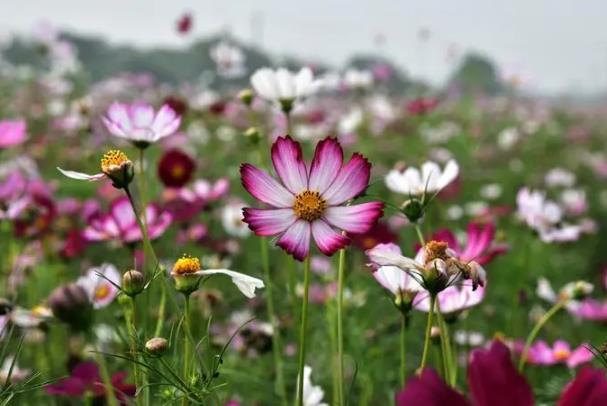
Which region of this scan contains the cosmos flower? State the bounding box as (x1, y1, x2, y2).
(414, 284, 486, 314)
(0, 120, 27, 148)
(157, 148, 196, 188)
(251, 67, 318, 111)
(171, 255, 264, 298)
(45, 361, 135, 403)
(342, 69, 374, 90)
(572, 298, 607, 322)
(524, 340, 593, 368)
(0, 172, 30, 220)
(302, 365, 329, 406)
(0, 356, 30, 385)
(427, 222, 507, 265)
(222, 200, 251, 238)
(396, 340, 533, 406)
(210, 41, 246, 78)
(536, 277, 593, 304)
(102, 102, 181, 147)
(406, 97, 439, 115)
(241, 136, 383, 260)
(83, 197, 172, 244)
(385, 160, 459, 196)
(76, 263, 121, 309)
(57, 150, 134, 189)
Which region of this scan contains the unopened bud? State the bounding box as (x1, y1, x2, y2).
(48, 283, 93, 331)
(122, 270, 145, 297)
(238, 88, 254, 106)
(401, 198, 424, 223)
(244, 127, 261, 144)
(145, 337, 169, 356)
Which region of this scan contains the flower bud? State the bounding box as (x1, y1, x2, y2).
(171, 255, 202, 295)
(122, 270, 145, 297)
(48, 283, 93, 331)
(561, 281, 593, 301)
(279, 98, 294, 115)
(238, 88, 254, 106)
(100, 150, 134, 189)
(430, 326, 441, 344)
(394, 291, 416, 315)
(145, 337, 169, 356)
(401, 198, 424, 223)
(243, 127, 261, 144)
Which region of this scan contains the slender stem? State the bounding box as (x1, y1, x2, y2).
(414, 224, 425, 247)
(260, 237, 287, 405)
(518, 300, 566, 372)
(182, 294, 191, 406)
(418, 295, 436, 373)
(400, 314, 407, 385)
(154, 285, 167, 336)
(284, 111, 291, 135)
(124, 187, 158, 267)
(335, 248, 346, 405)
(295, 256, 311, 406)
(125, 297, 141, 405)
(95, 351, 118, 406)
(435, 306, 454, 386)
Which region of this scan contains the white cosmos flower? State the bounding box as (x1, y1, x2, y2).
(221, 201, 251, 238)
(385, 159, 459, 196)
(209, 41, 246, 78)
(302, 365, 328, 406)
(342, 68, 374, 89)
(545, 168, 576, 188)
(195, 269, 264, 298)
(251, 67, 318, 103)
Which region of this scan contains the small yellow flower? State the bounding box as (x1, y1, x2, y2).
(100, 149, 131, 175)
(172, 255, 202, 275)
(172, 254, 203, 294)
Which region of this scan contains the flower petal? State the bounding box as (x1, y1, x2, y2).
(240, 163, 294, 208)
(324, 202, 383, 234)
(311, 220, 350, 256)
(242, 208, 297, 236)
(57, 167, 105, 181)
(366, 244, 422, 271)
(322, 153, 371, 205)
(271, 136, 308, 193)
(308, 137, 343, 193)
(196, 269, 264, 298)
(276, 220, 311, 261)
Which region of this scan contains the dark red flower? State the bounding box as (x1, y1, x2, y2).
(163, 95, 188, 116)
(176, 12, 193, 35)
(60, 228, 87, 259)
(351, 221, 398, 251)
(45, 362, 135, 404)
(558, 367, 607, 406)
(157, 149, 196, 188)
(396, 369, 468, 406)
(406, 97, 439, 115)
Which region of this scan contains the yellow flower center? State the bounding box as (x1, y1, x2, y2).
(171, 164, 185, 178)
(173, 254, 201, 275)
(100, 150, 130, 174)
(425, 240, 450, 263)
(95, 284, 111, 300)
(554, 349, 570, 361)
(293, 190, 326, 221)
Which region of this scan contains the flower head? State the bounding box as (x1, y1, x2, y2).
(210, 41, 246, 78)
(241, 136, 383, 261)
(524, 340, 593, 368)
(0, 120, 27, 148)
(102, 102, 181, 147)
(57, 149, 134, 189)
(157, 148, 196, 188)
(76, 263, 121, 309)
(251, 68, 318, 113)
(385, 159, 459, 197)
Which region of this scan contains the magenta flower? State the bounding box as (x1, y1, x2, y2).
(102, 102, 181, 147)
(84, 197, 172, 243)
(241, 136, 383, 260)
(524, 340, 593, 368)
(558, 366, 607, 406)
(0, 120, 27, 148)
(45, 361, 135, 404)
(429, 222, 507, 265)
(573, 298, 607, 321)
(414, 284, 486, 314)
(396, 340, 533, 406)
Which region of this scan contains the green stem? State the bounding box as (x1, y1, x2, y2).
(124, 187, 158, 268)
(295, 256, 311, 406)
(260, 237, 287, 405)
(400, 314, 407, 385)
(414, 224, 425, 247)
(95, 351, 118, 406)
(335, 248, 346, 405)
(154, 285, 167, 336)
(125, 297, 141, 405)
(518, 300, 565, 372)
(182, 294, 191, 406)
(435, 306, 454, 386)
(418, 295, 436, 373)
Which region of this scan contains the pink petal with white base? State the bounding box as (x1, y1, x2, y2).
(324, 202, 383, 234)
(308, 137, 343, 193)
(151, 105, 181, 140)
(110, 198, 136, 231)
(322, 153, 371, 205)
(57, 168, 105, 181)
(271, 136, 308, 193)
(567, 345, 593, 368)
(243, 208, 297, 236)
(311, 220, 349, 256)
(277, 220, 311, 261)
(240, 164, 294, 208)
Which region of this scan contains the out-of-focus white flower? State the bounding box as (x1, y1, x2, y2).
(209, 41, 246, 78)
(0, 357, 30, 385)
(480, 183, 502, 200)
(251, 67, 318, 107)
(465, 201, 488, 217)
(497, 127, 520, 150)
(222, 201, 250, 238)
(454, 330, 485, 347)
(537, 277, 593, 306)
(420, 121, 460, 144)
(302, 365, 329, 406)
(338, 108, 363, 134)
(385, 160, 459, 196)
(77, 263, 121, 309)
(560, 189, 587, 216)
(446, 205, 464, 220)
(343, 69, 374, 89)
(545, 168, 576, 188)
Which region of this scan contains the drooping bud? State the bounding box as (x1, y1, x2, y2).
(401, 198, 424, 223)
(122, 270, 145, 297)
(48, 283, 93, 331)
(145, 337, 169, 356)
(100, 150, 134, 189)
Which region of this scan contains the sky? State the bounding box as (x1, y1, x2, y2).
(1, 0, 607, 94)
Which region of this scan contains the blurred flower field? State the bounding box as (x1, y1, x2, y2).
(1, 18, 607, 406)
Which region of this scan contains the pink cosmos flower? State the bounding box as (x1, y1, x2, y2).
(524, 340, 593, 368)
(241, 136, 383, 260)
(102, 102, 181, 147)
(76, 263, 121, 309)
(573, 298, 607, 321)
(414, 284, 486, 314)
(428, 222, 507, 265)
(84, 197, 172, 243)
(0, 120, 27, 148)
